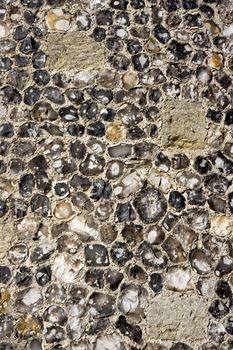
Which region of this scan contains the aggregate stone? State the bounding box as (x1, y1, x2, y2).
(0, 266, 12, 284)
(95, 334, 125, 350)
(80, 154, 105, 176)
(116, 315, 142, 343)
(44, 87, 65, 105)
(89, 292, 116, 317)
(105, 269, 124, 291)
(138, 243, 167, 268)
(27, 149, 46, 169)
(0, 315, 13, 337)
(134, 186, 167, 224)
(149, 273, 163, 294)
(85, 244, 109, 266)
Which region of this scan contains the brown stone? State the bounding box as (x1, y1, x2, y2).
(144, 37, 161, 53)
(148, 293, 208, 342)
(0, 289, 10, 312)
(53, 201, 75, 220)
(122, 71, 138, 90)
(46, 32, 106, 71)
(161, 101, 206, 149)
(204, 21, 221, 35)
(208, 52, 223, 69)
(106, 123, 124, 142)
(46, 9, 71, 31)
(16, 314, 42, 337)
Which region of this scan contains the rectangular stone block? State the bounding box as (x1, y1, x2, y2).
(147, 293, 208, 343)
(161, 101, 206, 149)
(0, 222, 13, 259)
(46, 32, 106, 71)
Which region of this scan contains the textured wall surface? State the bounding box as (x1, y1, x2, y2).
(0, 0, 233, 349)
(148, 293, 209, 342)
(47, 33, 106, 70)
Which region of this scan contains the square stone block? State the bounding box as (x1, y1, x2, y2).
(161, 101, 206, 149)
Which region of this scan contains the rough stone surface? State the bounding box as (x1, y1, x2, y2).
(46, 32, 106, 71)
(0, 222, 13, 259)
(1, 0, 233, 348)
(148, 293, 209, 343)
(161, 101, 206, 149)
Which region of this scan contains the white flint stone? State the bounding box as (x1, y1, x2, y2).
(0, 24, 8, 38)
(114, 170, 144, 197)
(95, 334, 124, 350)
(223, 24, 233, 37)
(67, 304, 86, 318)
(198, 278, 216, 298)
(166, 267, 191, 291)
(0, 104, 7, 117)
(211, 215, 232, 237)
(74, 71, 94, 87)
(68, 215, 99, 240)
(192, 254, 212, 274)
(67, 316, 85, 339)
(208, 321, 226, 343)
(16, 217, 41, 238)
(146, 226, 164, 245)
(90, 0, 106, 10)
(118, 285, 147, 316)
(121, 288, 139, 313)
(52, 254, 83, 283)
(197, 67, 212, 83)
(186, 209, 209, 231)
(148, 169, 171, 193)
(76, 11, 89, 28)
(176, 171, 201, 189)
(46, 8, 71, 31)
(22, 288, 42, 306)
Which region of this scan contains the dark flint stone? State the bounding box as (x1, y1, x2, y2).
(111, 242, 133, 264)
(149, 272, 163, 294)
(134, 187, 167, 224)
(85, 244, 109, 266)
(116, 315, 142, 343)
(208, 300, 229, 319)
(0, 266, 11, 284)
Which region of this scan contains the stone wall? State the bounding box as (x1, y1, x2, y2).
(0, 0, 233, 349)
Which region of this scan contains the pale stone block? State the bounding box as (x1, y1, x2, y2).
(161, 101, 206, 149)
(0, 222, 13, 259)
(46, 32, 106, 71)
(147, 293, 209, 343)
